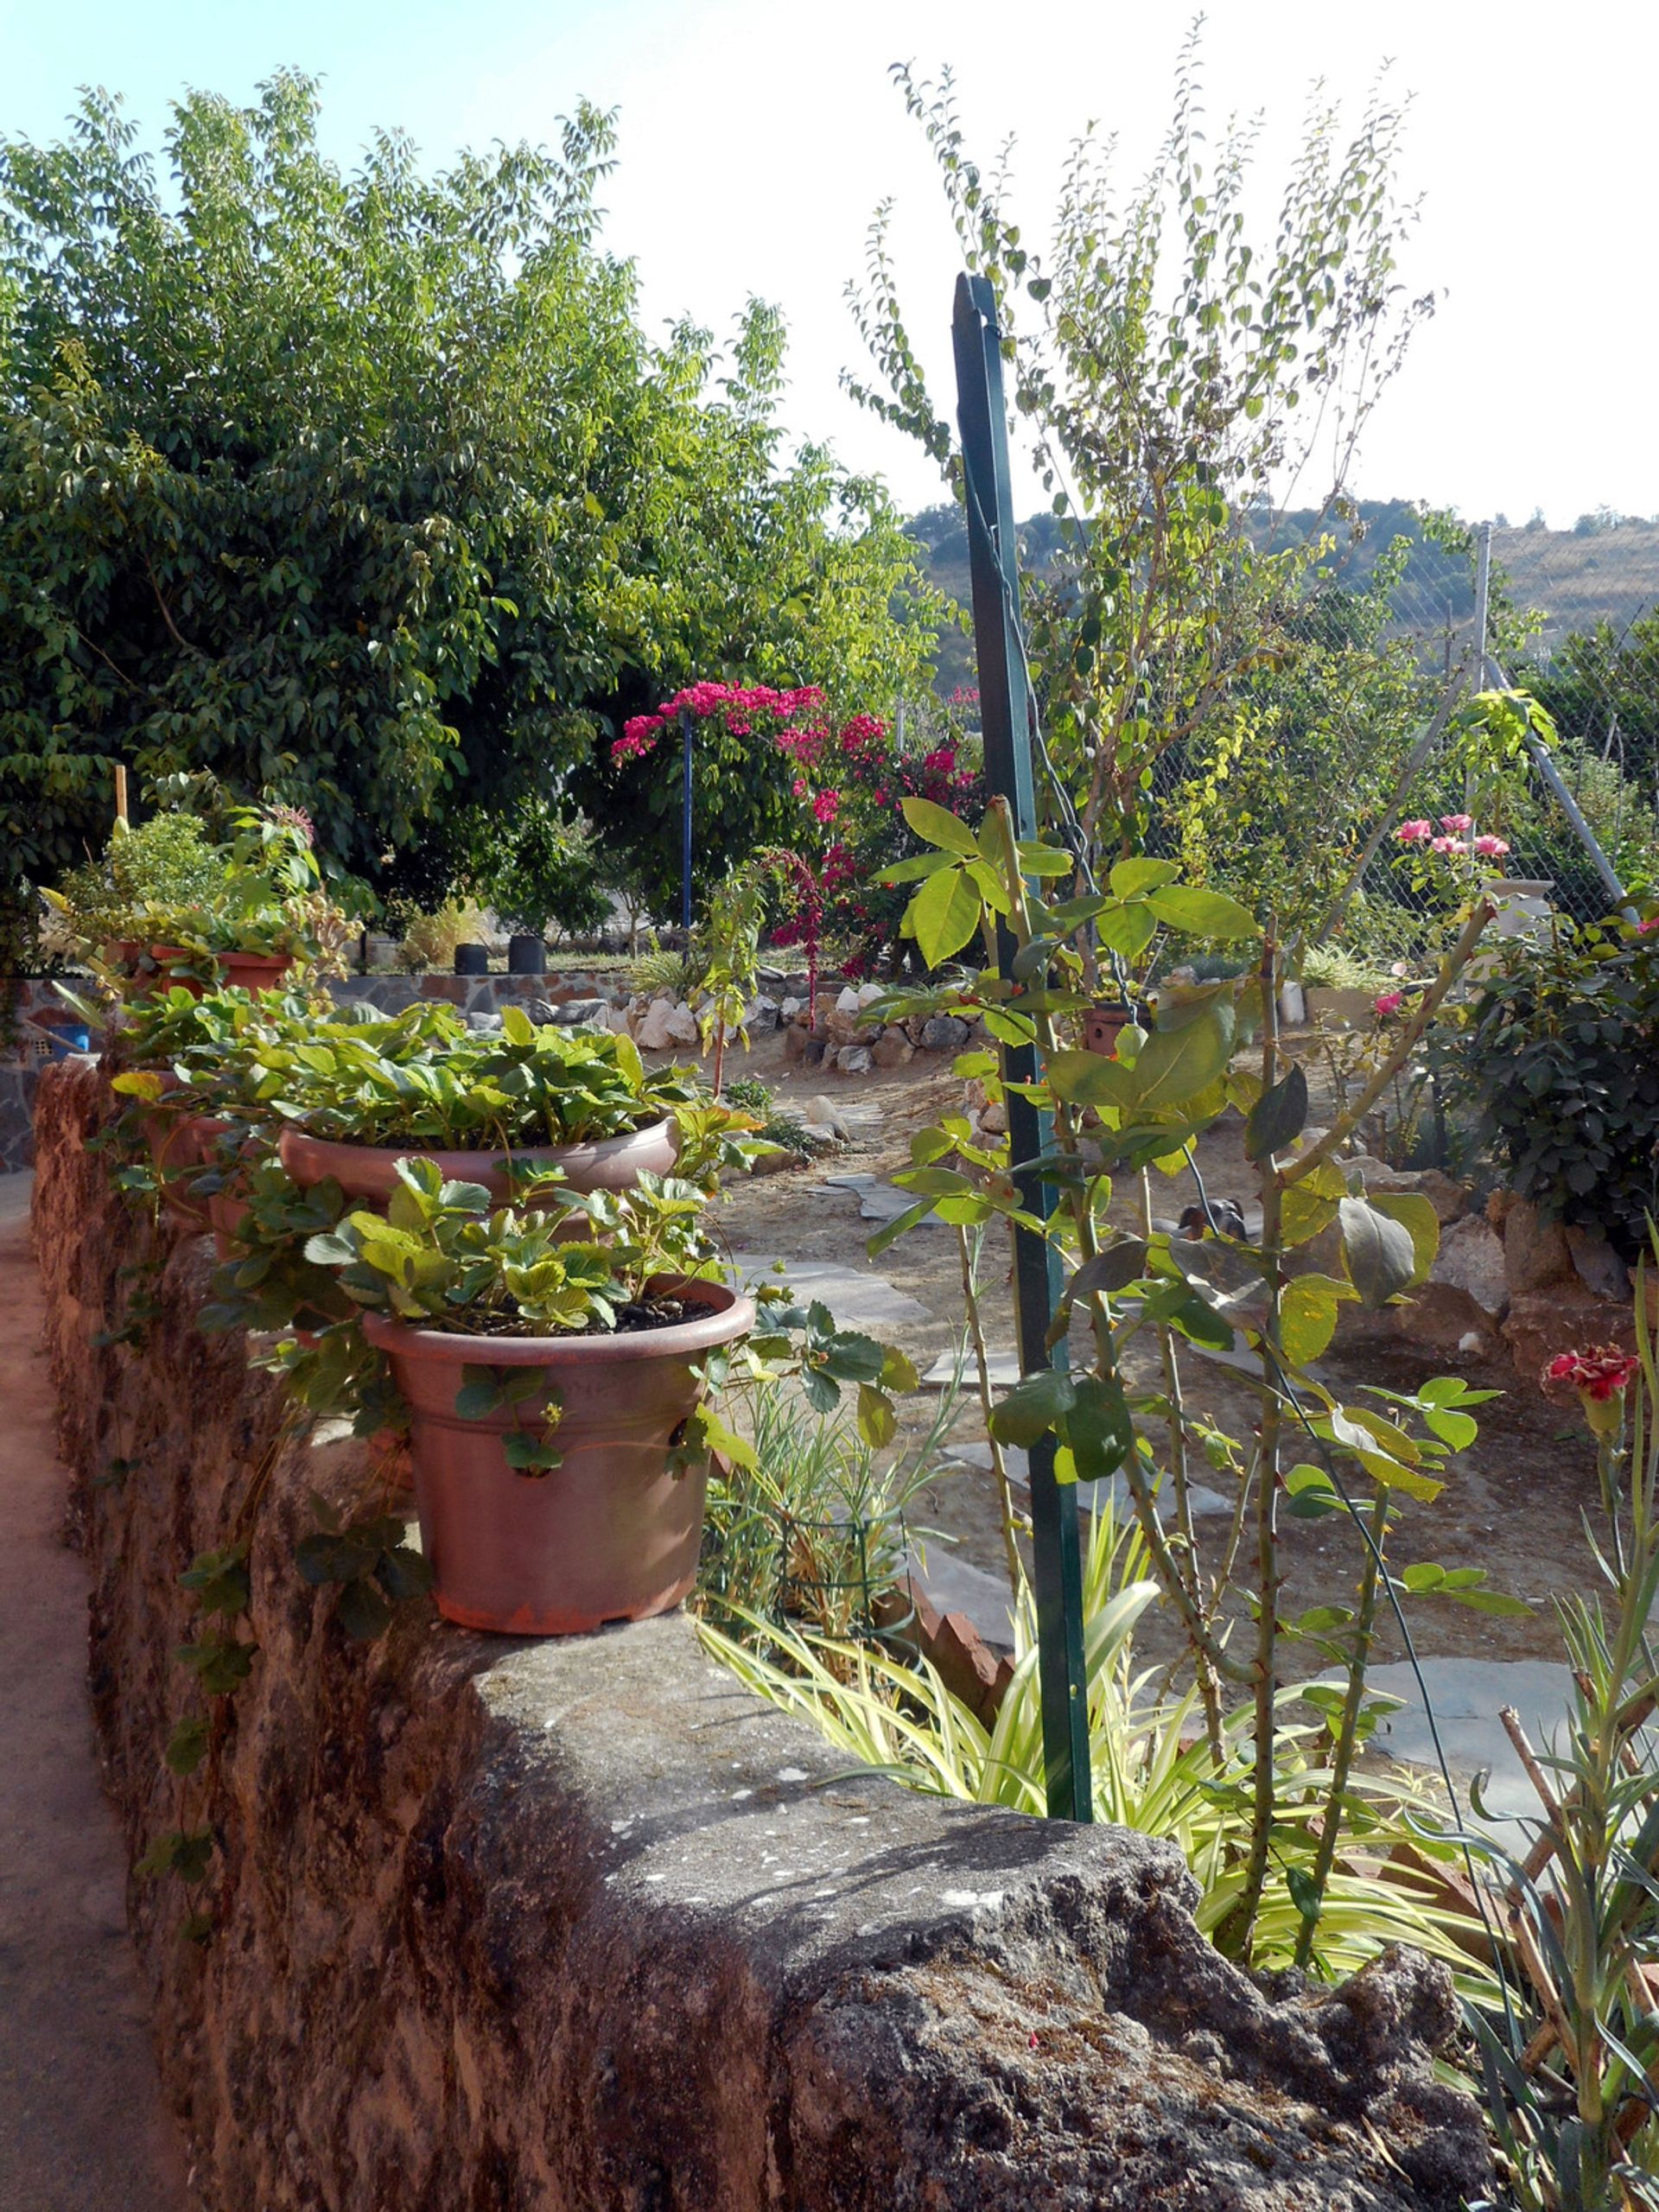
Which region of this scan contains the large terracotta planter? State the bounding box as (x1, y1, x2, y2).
(362, 1277, 754, 1634)
(277, 1116, 677, 1208)
(217, 950, 295, 994)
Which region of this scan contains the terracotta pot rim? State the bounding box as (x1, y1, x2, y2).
(279, 1116, 674, 1166)
(360, 1275, 753, 1366)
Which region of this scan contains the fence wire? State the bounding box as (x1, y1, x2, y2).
(1140, 512, 1659, 956)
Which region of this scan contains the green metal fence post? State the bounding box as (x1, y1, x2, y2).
(951, 271, 1092, 1823)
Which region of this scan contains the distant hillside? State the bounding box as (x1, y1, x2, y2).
(905, 499, 1659, 690)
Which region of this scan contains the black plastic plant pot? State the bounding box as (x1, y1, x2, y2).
(507, 934, 546, 976)
(454, 944, 490, 976)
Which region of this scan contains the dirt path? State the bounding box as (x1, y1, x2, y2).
(714, 1035, 1606, 1669)
(0, 1174, 188, 2211)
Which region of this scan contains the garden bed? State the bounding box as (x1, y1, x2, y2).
(31, 1057, 1487, 2211)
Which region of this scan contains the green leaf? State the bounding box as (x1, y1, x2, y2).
(1338, 1197, 1418, 1309)
(1278, 1274, 1350, 1365)
(1131, 1003, 1236, 1109)
(1143, 884, 1259, 940)
(1109, 858, 1180, 896)
(988, 1367, 1077, 1449)
(1093, 902, 1158, 960)
(908, 864, 982, 968)
(1069, 1242, 1149, 1298)
(164, 1714, 210, 1777)
(376, 1545, 434, 1601)
(855, 1384, 896, 1450)
(1044, 1048, 1138, 1110)
(899, 796, 980, 857)
(1244, 1065, 1307, 1161)
(1367, 1191, 1439, 1287)
(502, 1432, 563, 1473)
(1060, 1373, 1131, 1483)
(335, 1577, 394, 1641)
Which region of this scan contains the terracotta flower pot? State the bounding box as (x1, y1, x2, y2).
(217, 950, 295, 994)
(149, 945, 208, 1000)
(1085, 1002, 1134, 1058)
(277, 1116, 677, 1208)
(207, 1189, 250, 1262)
(137, 1084, 232, 1229)
(362, 1277, 753, 1635)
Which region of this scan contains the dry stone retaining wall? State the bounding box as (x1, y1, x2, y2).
(33, 1059, 1490, 2211)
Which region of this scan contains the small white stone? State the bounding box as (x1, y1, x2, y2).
(775, 1767, 809, 1783)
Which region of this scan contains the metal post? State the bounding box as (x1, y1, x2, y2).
(680, 709, 695, 934)
(1468, 524, 1492, 823)
(952, 271, 1091, 1824)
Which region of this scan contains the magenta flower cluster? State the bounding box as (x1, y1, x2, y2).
(1395, 814, 1510, 860)
(613, 681, 826, 762)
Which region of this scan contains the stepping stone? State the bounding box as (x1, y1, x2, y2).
(904, 1545, 1018, 1644)
(923, 1346, 1020, 1388)
(724, 1253, 932, 1334)
(856, 1183, 954, 1229)
(943, 1440, 1231, 1521)
(811, 1173, 877, 1193)
(1334, 1657, 1582, 1834)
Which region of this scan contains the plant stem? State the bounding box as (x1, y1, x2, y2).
(1232, 932, 1286, 1961)
(1294, 1489, 1389, 1968)
(1140, 1166, 1224, 1763)
(956, 1224, 1026, 1604)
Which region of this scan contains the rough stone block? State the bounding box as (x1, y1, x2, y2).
(1430, 1215, 1508, 1319)
(920, 1014, 971, 1053)
(1502, 1197, 1574, 1296)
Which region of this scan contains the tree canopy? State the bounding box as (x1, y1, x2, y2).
(0, 73, 935, 951)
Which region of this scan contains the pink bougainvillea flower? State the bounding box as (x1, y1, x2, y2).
(922, 746, 957, 775)
(790, 776, 807, 799)
(1395, 819, 1433, 843)
(812, 789, 840, 825)
(1637, 916, 1659, 935)
(1440, 813, 1473, 834)
(1471, 834, 1510, 858)
(1542, 1344, 1641, 1438)
(1373, 991, 1404, 1016)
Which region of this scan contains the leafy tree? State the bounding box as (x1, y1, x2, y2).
(0, 75, 936, 955)
(1526, 609, 1659, 792)
(845, 37, 1430, 910)
(1160, 545, 1432, 937)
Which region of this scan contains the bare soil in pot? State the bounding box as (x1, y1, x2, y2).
(277, 1116, 677, 1208)
(361, 1275, 753, 1636)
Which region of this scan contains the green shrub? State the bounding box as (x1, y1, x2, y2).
(1435, 915, 1659, 1257)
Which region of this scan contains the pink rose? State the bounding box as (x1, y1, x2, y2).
(1429, 835, 1464, 855)
(1472, 834, 1510, 858)
(1395, 819, 1433, 843)
(1373, 991, 1404, 1016)
(1440, 813, 1473, 834)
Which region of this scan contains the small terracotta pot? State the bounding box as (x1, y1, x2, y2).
(137, 1086, 230, 1229)
(277, 1117, 677, 1208)
(362, 1277, 753, 1635)
(1085, 1002, 1134, 1058)
(149, 945, 208, 1000)
(218, 950, 296, 994)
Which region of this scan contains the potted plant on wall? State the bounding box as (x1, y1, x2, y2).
(306, 1160, 755, 1633)
(271, 1004, 701, 1205)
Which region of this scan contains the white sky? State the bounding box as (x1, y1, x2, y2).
(9, 0, 1656, 527)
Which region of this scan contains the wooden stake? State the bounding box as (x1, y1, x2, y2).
(113, 764, 129, 826)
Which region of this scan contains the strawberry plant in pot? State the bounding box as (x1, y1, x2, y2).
(304, 1161, 756, 1634)
(271, 1004, 701, 1205)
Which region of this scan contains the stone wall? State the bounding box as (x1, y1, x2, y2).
(34, 1058, 1490, 2212)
